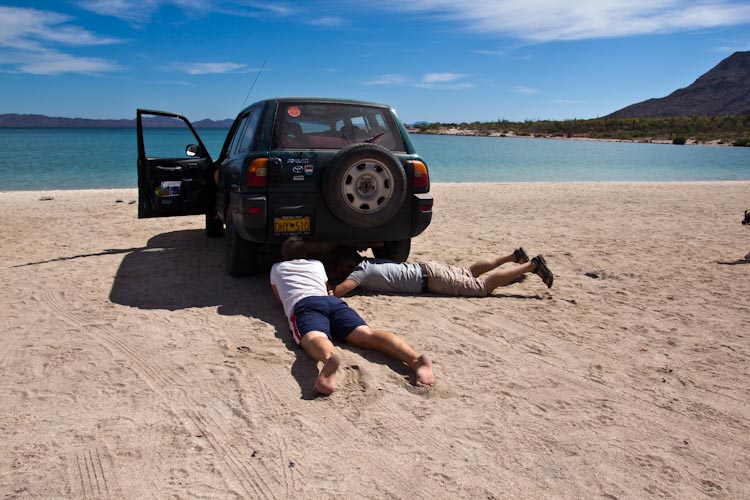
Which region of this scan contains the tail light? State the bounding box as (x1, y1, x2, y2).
(411, 160, 430, 190)
(245, 158, 268, 188)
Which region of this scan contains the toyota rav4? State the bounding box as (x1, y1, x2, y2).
(136, 97, 433, 276)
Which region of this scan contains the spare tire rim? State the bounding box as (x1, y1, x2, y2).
(341, 159, 394, 214)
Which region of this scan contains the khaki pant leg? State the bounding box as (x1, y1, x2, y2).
(422, 261, 487, 297)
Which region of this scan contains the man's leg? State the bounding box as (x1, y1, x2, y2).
(468, 247, 527, 277)
(345, 326, 435, 386)
(482, 261, 537, 293)
(482, 255, 553, 293)
(300, 331, 341, 395)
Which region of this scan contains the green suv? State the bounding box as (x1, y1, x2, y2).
(136, 98, 433, 275)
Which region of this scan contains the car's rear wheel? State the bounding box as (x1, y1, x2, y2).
(323, 144, 407, 228)
(225, 215, 257, 276)
(372, 239, 411, 262)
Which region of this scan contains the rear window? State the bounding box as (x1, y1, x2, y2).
(271, 103, 405, 152)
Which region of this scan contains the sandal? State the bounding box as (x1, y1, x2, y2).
(514, 247, 530, 264)
(532, 255, 554, 288)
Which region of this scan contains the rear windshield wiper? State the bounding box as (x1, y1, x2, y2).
(364, 132, 385, 143)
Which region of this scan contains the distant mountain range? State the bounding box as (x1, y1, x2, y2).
(0, 114, 234, 128)
(608, 51, 750, 118)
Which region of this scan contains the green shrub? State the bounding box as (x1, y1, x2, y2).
(732, 138, 749, 147)
(672, 137, 687, 145)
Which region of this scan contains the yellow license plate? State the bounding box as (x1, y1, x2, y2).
(274, 216, 311, 235)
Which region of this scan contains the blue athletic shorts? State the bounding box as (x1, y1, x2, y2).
(290, 296, 366, 344)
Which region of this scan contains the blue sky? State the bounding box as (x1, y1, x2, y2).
(1, 1, 749, 123)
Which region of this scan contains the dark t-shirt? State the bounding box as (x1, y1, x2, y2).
(346, 258, 422, 293)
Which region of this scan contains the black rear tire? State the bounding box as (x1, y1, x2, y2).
(372, 239, 411, 262)
(225, 215, 258, 276)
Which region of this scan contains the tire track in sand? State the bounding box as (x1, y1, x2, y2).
(40, 289, 279, 500)
(72, 447, 115, 499)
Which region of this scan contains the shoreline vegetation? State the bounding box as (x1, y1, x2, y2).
(409, 114, 750, 146)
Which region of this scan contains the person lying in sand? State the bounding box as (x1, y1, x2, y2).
(330, 247, 553, 298)
(270, 236, 434, 395)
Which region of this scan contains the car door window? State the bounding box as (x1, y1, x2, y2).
(227, 115, 250, 157)
(237, 108, 261, 154)
(142, 115, 203, 158)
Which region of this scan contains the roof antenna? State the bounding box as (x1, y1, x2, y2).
(241, 59, 267, 109)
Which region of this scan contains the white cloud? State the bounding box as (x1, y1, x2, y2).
(365, 72, 473, 89)
(416, 73, 473, 89)
(182, 62, 249, 74)
(0, 6, 119, 48)
(513, 86, 538, 94)
(77, 0, 160, 23)
(365, 74, 409, 85)
(0, 6, 121, 75)
(76, 0, 240, 22)
(416, 81, 474, 90)
(379, 0, 750, 41)
(232, 1, 294, 16)
(422, 72, 464, 83)
(77, 0, 296, 23)
(475, 49, 507, 56)
(148, 79, 195, 86)
(19, 53, 121, 75)
(307, 16, 347, 27)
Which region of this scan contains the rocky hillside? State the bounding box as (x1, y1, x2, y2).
(609, 51, 750, 118)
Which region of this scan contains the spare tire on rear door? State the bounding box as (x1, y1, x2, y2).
(323, 143, 407, 228)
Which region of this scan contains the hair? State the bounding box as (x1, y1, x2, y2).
(281, 236, 307, 260)
(325, 246, 364, 282)
(331, 246, 363, 268)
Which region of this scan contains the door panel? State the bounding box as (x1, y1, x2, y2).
(137, 109, 214, 218)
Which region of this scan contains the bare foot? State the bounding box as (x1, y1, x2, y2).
(314, 353, 341, 395)
(413, 354, 435, 386)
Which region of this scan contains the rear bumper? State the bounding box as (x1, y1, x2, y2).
(231, 191, 433, 243)
(411, 193, 433, 237)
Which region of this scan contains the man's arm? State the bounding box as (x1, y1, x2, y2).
(333, 279, 360, 297)
(271, 284, 283, 305)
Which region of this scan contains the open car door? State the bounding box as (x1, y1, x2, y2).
(136, 109, 214, 219)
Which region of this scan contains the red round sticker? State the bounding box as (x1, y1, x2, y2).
(287, 106, 301, 118)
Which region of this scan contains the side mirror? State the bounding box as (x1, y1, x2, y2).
(186, 144, 199, 157)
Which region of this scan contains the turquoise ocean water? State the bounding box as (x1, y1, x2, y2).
(0, 128, 748, 191)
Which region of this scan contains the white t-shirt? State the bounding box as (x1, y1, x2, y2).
(270, 259, 328, 326)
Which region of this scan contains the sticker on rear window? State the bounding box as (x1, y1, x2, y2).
(287, 106, 301, 118)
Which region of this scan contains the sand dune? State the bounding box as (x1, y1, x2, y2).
(1, 182, 749, 499)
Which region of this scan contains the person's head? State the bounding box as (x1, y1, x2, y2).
(281, 236, 307, 260)
(328, 246, 363, 281)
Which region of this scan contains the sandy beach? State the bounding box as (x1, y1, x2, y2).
(1, 182, 749, 499)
